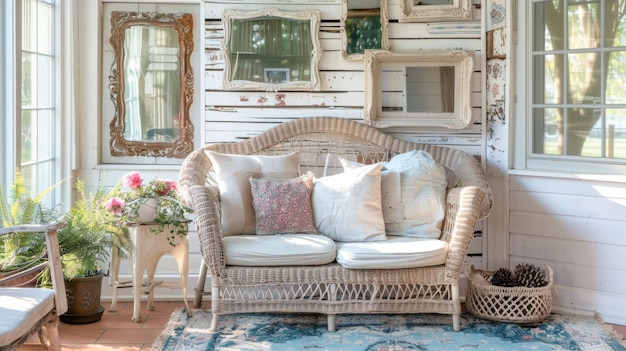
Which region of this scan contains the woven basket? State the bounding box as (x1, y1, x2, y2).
(465, 265, 553, 324)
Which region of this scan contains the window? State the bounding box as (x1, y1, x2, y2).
(1, 0, 61, 207)
(517, 0, 626, 173)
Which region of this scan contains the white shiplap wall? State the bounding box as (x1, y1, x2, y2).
(203, 0, 485, 155)
(509, 173, 626, 324)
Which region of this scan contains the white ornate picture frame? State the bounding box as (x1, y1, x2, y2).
(399, 0, 472, 23)
(341, 0, 389, 61)
(363, 50, 474, 129)
(221, 8, 322, 91)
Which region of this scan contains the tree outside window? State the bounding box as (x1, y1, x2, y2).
(532, 0, 626, 159)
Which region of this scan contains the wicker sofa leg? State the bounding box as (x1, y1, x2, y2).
(194, 259, 209, 308)
(452, 284, 461, 331)
(210, 313, 220, 332)
(453, 314, 461, 332)
(327, 314, 336, 332)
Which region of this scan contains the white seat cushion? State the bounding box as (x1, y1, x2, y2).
(0, 287, 55, 347)
(335, 236, 448, 269)
(223, 234, 336, 266)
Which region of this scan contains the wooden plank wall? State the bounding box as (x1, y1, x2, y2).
(203, 0, 485, 157)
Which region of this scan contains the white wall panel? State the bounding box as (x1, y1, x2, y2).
(509, 174, 626, 325)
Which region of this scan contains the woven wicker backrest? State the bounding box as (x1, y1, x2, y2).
(178, 117, 492, 220)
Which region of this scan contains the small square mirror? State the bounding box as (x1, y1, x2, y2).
(341, 0, 389, 61)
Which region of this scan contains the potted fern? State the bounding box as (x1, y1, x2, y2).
(0, 171, 62, 286)
(57, 179, 132, 324)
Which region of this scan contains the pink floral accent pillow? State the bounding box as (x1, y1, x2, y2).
(249, 172, 316, 235)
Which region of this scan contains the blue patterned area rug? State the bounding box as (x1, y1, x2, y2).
(152, 309, 626, 351)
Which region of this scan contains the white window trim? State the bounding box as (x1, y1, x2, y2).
(1, 0, 71, 209)
(513, 0, 626, 176)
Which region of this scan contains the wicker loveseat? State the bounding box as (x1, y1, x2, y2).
(178, 117, 492, 332)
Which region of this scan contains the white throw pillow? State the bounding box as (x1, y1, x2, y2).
(340, 159, 404, 224)
(207, 151, 300, 235)
(312, 162, 386, 242)
(383, 150, 447, 238)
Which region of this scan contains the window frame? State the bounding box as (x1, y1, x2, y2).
(1, 0, 66, 209)
(514, 0, 626, 175)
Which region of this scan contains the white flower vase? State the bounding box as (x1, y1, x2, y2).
(136, 198, 158, 223)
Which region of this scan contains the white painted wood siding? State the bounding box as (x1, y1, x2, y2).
(509, 173, 626, 324)
(203, 0, 485, 150)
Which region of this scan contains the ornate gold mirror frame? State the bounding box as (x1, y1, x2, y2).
(108, 11, 194, 158)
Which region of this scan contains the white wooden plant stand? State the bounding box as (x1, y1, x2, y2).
(109, 222, 191, 322)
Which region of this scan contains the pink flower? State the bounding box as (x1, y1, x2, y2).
(123, 171, 143, 190)
(105, 197, 125, 215)
(167, 180, 177, 191)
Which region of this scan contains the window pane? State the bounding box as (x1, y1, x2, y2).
(583, 109, 626, 159)
(533, 54, 563, 104)
(568, 0, 600, 50)
(21, 110, 35, 163)
(22, 0, 36, 52)
(568, 52, 601, 104)
(38, 109, 53, 160)
(607, 51, 626, 104)
(566, 107, 599, 156)
(605, 0, 626, 47)
(35, 161, 54, 207)
(37, 55, 53, 107)
(37, 1, 54, 55)
(533, 1, 561, 52)
(22, 53, 34, 107)
(533, 107, 562, 155)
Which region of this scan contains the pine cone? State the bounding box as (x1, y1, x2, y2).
(514, 263, 547, 288)
(491, 267, 519, 287)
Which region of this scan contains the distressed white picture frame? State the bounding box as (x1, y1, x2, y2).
(399, 0, 472, 23)
(222, 8, 322, 91)
(363, 50, 474, 129)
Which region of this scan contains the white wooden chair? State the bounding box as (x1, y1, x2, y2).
(0, 223, 67, 351)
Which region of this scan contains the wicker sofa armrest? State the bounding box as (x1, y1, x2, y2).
(442, 186, 489, 280)
(188, 184, 225, 278)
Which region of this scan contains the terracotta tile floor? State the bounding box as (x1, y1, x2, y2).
(21, 301, 626, 350)
(23, 300, 186, 351)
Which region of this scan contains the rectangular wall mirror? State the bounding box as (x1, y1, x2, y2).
(341, 0, 389, 61)
(364, 50, 473, 129)
(399, 0, 472, 22)
(221, 8, 322, 91)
